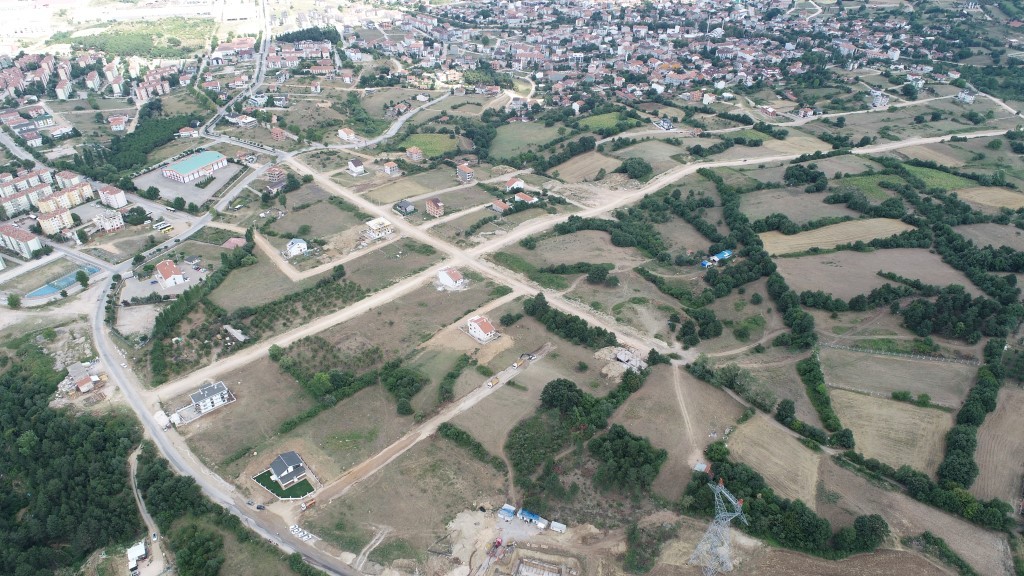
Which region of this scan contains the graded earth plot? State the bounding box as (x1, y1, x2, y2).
(365, 167, 469, 203)
(971, 386, 1024, 503)
(815, 458, 1011, 576)
(552, 151, 629, 183)
(759, 218, 916, 255)
(772, 248, 980, 300)
(741, 187, 861, 223)
(831, 390, 952, 474)
(431, 203, 575, 247)
(819, 347, 976, 408)
(610, 366, 744, 501)
(306, 437, 507, 554)
(727, 413, 822, 507)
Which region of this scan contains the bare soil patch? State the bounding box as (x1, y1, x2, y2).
(773, 248, 979, 300)
(820, 347, 975, 407)
(735, 548, 957, 576)
(832, 390, 952, 474)
(115, 304, 162, 336)
(760, 219, 916, 255)
(728, 413, 821, 507)
(971, 386, 1024, 503)
(815, 458, 1012, 576)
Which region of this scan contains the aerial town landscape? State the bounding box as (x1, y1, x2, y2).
(2, 0, 1024, 574)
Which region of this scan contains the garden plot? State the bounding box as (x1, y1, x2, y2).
(759, 218, 916, 255)
(956, 223, 1024, 252)
(611, 366, 743, 501)
(819, 347, 976, 408)
(773, 248, 979, 300)
(740, 187, 861, 223)
(832, 390, 952, 474)
(728, 413, 821, 507)
(971, 386, 1024, 503)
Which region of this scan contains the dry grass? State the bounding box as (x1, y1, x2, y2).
(182, 357, 315, 475)
(820, 347, 975, 407)
(307, 437, 507, 552)
(831, 390, 952, 474)
(760, 218, 916, 255)
(735, 548, 961, 576)
(741, 187, 861, 223)
(971, 386, 1024, 503)
(956, 223, 1024, 252)
(773, 248, 979, 300)
(815, 458, 1012, 576)
(728, 413, 821, 506)
(552, 152, 622, 183)
(611, 366, 743, 500)
(956, 187, 1024, 209)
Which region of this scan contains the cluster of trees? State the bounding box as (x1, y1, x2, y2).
(554, 214, 667, 256)
(588, 425, 667, 494)
(824, 188, 907, 219)
(687, 139, 735, 158)
(753, 121, 788, 140)
(523, 292, 618, 349)
(534, 135, 596, 173)
(938, 361, 1003, 488)
(170, 525, 224, 576)
(332, 93, 389, 137)
(624, 522, 678, 573)
(796, 355, 854, 448)
(715, 111, 755, 125)
(276, 26, 341, 43)
(899, 284, 1019, 344)
(799, 283, 916, 313)
(438, 354, 471, 403)
(0, 341, 144, 575)
(616, 157, 653, 180)
(540, 262, 617, 286)
(751, 212, 854, 235)
(135, 443, 209, 531)
(774, 398, 845, 447)
(379, 360, 429, 415)
(766, 272, 817, 349)
(684, 446, 889, 558)
(783, 163, 827, 189)
(437, 423, 507, 472)
(687, 356, 777, 412)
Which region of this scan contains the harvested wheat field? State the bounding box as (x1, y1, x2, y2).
(831, 390, 952, 474)
(971, 386, 1024, 503)
(552, 151, 623, 183)
(816, 459, 1013, 576)
(760, 219, 916, 255)
(611, 366, 744, 501)
(728, 413, 821, 506)
(774, 248, 979, 300)
(820, 347, 975, 407)
(957, 187, 1024, 209)
(956, 223, 1024, 252)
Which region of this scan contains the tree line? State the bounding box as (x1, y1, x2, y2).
(523, 292, 618, 349)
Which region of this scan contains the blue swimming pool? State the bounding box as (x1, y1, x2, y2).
(26, 265, 100, 298)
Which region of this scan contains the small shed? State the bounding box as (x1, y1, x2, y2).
(498, 504, 517, 521)
(549, 521, 567, 533)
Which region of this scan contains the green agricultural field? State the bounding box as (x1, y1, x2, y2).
(905, 165, 976, 190)
(399, 133, 458, 157)
(253, 470, 314, 499)
(580, 112, 621, 130)
(833, 174, 905, 201)
(490, 123, 561, 159)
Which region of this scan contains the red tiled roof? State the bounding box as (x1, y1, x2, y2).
(155, 259, 182, 281)
(0, 223, 37, 242)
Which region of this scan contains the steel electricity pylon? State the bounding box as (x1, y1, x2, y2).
(688, 478, 748, 576)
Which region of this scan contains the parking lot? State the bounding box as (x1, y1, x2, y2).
(133, 163, 244, 207)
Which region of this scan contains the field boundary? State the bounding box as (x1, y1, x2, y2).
(819, 342, 980, 366)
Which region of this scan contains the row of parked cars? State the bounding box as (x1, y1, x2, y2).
(290, 525, 315, 542)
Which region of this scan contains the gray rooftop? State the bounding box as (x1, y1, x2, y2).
(190, 381, 228, 404)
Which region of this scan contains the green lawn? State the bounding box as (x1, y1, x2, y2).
(580, 112, 621, 130)
(490, 123, 561, 159)
(399, 133, 458, 157)
(253, 470, 314, 499)
(833, 174, 906, 201)
(905, 165, 976, 191)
